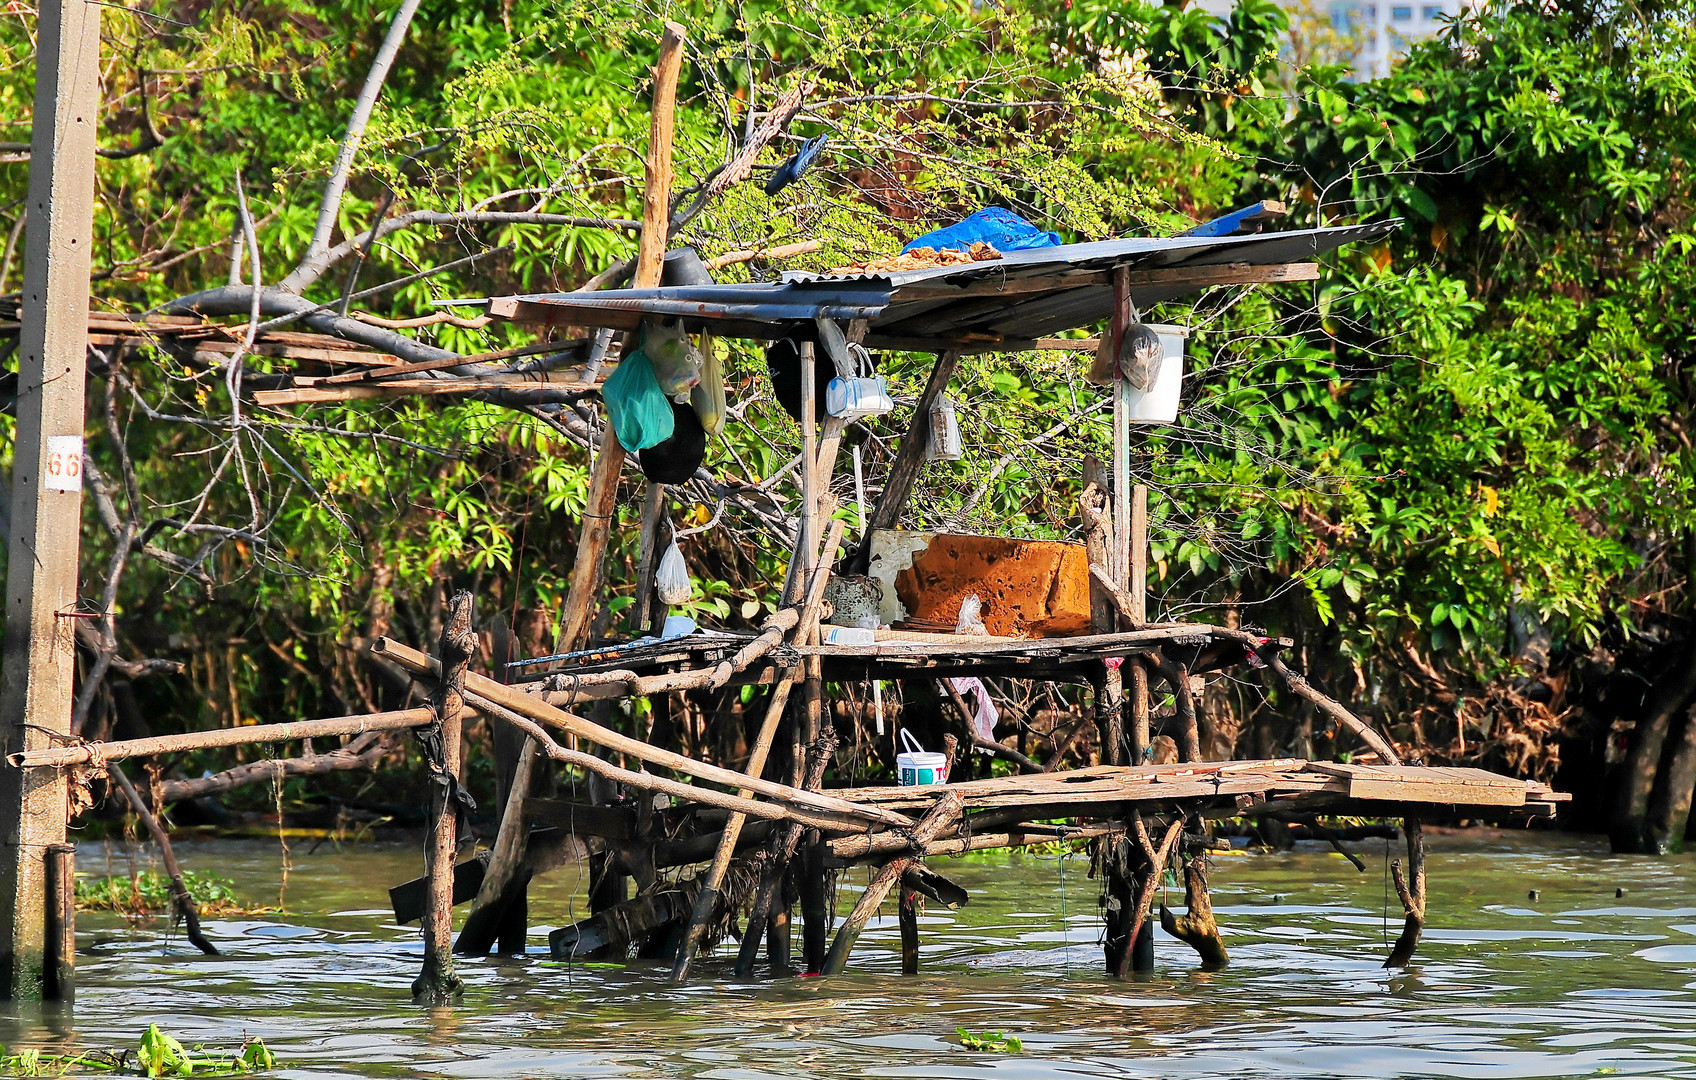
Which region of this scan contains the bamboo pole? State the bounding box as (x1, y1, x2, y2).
(671, 518, 846, 980)
(469, 693, 862, 833)
(10, 708, 431, 769)
(552, 22, 685, 656)
(108, 766, 218, 956)
(413, 591, 472, 1002)
(734, 729, 834, 975)
(373, 638, 911, 829)
(820, 792, 961, 975)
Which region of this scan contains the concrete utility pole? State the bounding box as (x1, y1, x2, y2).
(0, 0, 101, 1001)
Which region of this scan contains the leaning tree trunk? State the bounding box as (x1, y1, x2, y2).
(1646, 703, 1696, 854)
(1612, 638, 1696, 853)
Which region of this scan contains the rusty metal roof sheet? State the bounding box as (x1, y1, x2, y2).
(488, 221, 1396, 349)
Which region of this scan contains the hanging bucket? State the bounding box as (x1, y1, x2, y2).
(896, 729, 949, 786)
(1122, 327, 1187, 424)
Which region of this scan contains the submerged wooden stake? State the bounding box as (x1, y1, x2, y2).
(1384, 816, 1426, 968)
(734, 729, 835, 976)
(821, 792, 961, 975)
(454, 737, 538, 956)
(1161, 849, 1228, 970)
(898, 875, 921, 975)
(413, 591, 473, 1002)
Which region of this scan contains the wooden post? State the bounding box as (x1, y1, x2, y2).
(0, 0, 101, 1002)
(821, 793, 960, 975)
(1128, 661, 1150, 765)
(454, 737, 538, 956)
(851, 351, 963, 569)
(42, 845, 73, 1002)
(1129, 484, 1147, 625)
(1094, 663, 1123, 767)
(898, 878, 920, 975)
(631, 482, 668, 635)
(671, 520, 845, 980)
(800, 832, 829, 973)
(413, 591, 473, 1001)
(553, 22, 684, 655)
(734, 729, 835, 976)
(1384, 816, 1426, 968)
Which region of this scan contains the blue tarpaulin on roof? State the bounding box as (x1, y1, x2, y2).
(901, 208, 1061, 255)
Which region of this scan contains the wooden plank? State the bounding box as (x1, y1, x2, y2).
(253, 372, 598, 406)
(523, 798, 637, 840)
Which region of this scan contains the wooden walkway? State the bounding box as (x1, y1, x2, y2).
(833, 759, 1569, 818)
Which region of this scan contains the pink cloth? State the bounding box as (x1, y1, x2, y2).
(948, 677, 999, 742)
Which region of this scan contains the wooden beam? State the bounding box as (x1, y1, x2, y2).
(9, 708, 432, 768)
(552, 22, 684, 656)
(252, 372, 598, 406)
(854, 350, 962, 564)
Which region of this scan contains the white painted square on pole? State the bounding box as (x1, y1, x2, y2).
(43, 437, 83, 493)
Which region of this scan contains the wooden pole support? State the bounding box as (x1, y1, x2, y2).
(553, 21, 685, 656)
(670, 520, 846, 981)
(454, 736, 539, 956)
(413, 591, 473, 1001)
(821, 792, 961, 975)
(898, 875, 921, 975)
(1384, 816, 1426, 968)
(42, 845, 74, 1002)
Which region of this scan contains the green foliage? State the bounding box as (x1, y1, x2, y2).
(0, 1029, 273, 1077)
(75, 872, 266, 917)
(957, 1028, 1023, 1053)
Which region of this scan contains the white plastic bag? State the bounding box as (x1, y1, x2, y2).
(655, 538, 692, 606)
(955, 593, 987, 635)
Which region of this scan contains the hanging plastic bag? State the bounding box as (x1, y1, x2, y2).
(925, 394, 963, 461)
(690, 334, 727, 436)
(642, 317, 703, 402)
(1117, 322, 1164, 392)
(601, 348, 675, 451)
(655, 538, 692, 606)
(826, 343, 894, 421)
(955, 593, 988, 635)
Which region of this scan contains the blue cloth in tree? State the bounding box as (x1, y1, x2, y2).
(602, 348, 676, 451)
(901, 207, 1061, 254)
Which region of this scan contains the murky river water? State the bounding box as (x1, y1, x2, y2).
(3, 831, 1695, 1078)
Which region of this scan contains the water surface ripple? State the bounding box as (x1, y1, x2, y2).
(3, 831, 1693, 1079)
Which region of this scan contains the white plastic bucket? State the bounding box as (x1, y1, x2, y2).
(896, 729, 949, 786)
(1123, 329, 1186, 424)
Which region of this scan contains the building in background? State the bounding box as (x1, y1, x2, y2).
(1195, 0, 1476, 78)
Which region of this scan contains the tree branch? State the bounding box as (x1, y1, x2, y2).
(280, 0, 425, 294)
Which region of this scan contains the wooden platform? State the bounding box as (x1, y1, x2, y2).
(829, 759, 1569, 823)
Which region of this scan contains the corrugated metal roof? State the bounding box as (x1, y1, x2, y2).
(490, 221, 1396, 349)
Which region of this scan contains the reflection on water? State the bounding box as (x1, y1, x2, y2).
(3, 831, 1695, 1079)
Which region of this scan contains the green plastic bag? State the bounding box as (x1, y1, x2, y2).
(602, 347, 676, 451)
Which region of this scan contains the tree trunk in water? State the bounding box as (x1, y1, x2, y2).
(1612, 639, 1696, 853)
(1646, 703, 1696, 854)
